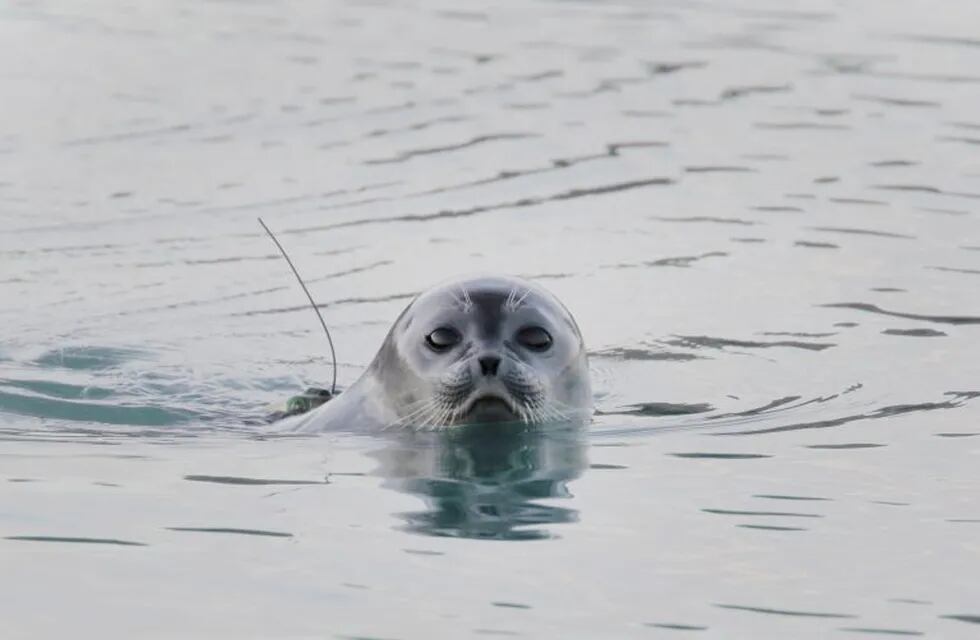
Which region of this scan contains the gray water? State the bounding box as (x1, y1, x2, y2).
(2, 0, 979, 637)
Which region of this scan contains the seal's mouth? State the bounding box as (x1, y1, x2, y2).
(461, 393, 519, 423)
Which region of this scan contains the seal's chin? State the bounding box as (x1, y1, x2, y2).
(460, 393, 519, 424)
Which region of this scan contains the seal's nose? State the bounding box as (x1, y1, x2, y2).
(478, 355, 501, 377)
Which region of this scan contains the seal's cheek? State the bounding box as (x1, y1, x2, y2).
(395, 333, 435, 368)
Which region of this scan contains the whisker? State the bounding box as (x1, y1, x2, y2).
(513, 288, 532, 309)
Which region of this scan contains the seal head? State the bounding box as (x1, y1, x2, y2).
(292, 275, 592, 431)
(377, 275, 591, 428)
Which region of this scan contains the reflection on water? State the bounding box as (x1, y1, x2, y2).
(373, 425, 586, 540)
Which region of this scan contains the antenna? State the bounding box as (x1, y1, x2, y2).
(258, 217, 337, 395)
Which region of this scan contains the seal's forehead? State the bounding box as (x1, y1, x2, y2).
(405, 276, 578, 333)
(426, 277, 555, 314)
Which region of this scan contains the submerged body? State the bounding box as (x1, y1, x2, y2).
(289, 275, 592, 432)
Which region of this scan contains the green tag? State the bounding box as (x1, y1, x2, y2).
(270, 387, 333, 421)
(288, 388, 332, 413)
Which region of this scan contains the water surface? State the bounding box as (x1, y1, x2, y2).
(2, 0, 979, 637)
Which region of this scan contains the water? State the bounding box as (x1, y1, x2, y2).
(2, 0, 979, 637)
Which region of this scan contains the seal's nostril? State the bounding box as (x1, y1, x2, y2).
(478, 355, 501, 376)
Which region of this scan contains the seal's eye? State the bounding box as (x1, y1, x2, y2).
(516, 326, 552, 352)
(425, 327, 461, 352)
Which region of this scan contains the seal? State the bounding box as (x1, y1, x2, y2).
(288, 275, 592, 431)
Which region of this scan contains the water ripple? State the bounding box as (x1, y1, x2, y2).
(716, 604, 856, 619)
(821, 303, 980, 325)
